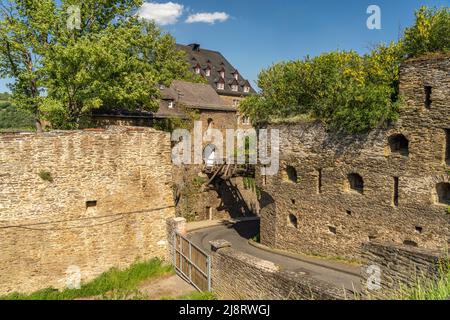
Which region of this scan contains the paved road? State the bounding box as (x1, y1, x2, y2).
(188, 220, 362, 294)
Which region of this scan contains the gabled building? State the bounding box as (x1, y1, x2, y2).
(92, 44, 255, 130)
(161, 80, 239, 134)
(92, 80, 240, 133)
(176, 43, 256, 112)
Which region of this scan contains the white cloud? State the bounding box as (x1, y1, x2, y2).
(186, 12, 230, 24)
(137, 2, 184, 26)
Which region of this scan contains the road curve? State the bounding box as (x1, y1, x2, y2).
(187, 220, 362, 293)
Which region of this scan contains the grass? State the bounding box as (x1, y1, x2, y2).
(1, 258, 174, 300)
(394, 263, 450, 300)
(251, 234, 261, 243)
(163, 291, 217, 301)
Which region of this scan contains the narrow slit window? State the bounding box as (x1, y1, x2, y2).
(425, 86, 432, 109)
(317, 169, 323, 194)
(394, 177, 399, 207)
(445, 129, 450, 165)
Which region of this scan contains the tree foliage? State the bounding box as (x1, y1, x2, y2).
(240, 6, 449, 133)
(0, 92, 34, 130)
(0, 0, 200, 129)
(403, 6, 450, 58)
(240, 43, 402, 133)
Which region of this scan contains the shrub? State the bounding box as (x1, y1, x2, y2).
(240, 6, 450, 133)
(38, 170, 54, 183)
(403, 7, 450, 59)
(240, 44, 402, 133)
(0, 100, 35, 130)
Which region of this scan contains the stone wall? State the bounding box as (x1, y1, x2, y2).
(257, 56, 450, 260)
(0, 126, 175, 294)
(210, 240, 352, 300)
(361, 241, 448, 299)
(172, 108, 258, 221)
(174, 166, 258, 221)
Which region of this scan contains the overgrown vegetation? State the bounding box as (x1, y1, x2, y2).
(192, 176, 208, 188)
(175, 175, 209, 222)
(38, 170, 54, 183)
(403, 7, 450, 59)
(1, 258, 173, 300)
(152, 106, 201, 133)
(163, 291, 217, 301)
(243, 177, 256, 192)
(251, 234, 261, 243)
(240, 6, 450, 133)
(0, 92, 34, 131)
(394, 262, 450, 300)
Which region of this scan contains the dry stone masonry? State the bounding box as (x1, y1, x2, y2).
(210, 240, 352, 300)
(0, 126, 175, 295)
(257, 55, 450, 260)
(361, 241, 448, 298)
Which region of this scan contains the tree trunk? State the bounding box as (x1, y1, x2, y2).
(35, 117, 43, 133)
(24, 52, 43, 133)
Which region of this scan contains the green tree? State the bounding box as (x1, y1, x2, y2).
(0, 0, 199, 130)
(0, 92, 34, 130)
(240, 6, 450, 132)
(240, 44, 402, 133)
(403, 6, 450, 58)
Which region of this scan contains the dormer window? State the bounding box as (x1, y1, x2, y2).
(205, 68, 211, 77)
(168, 101, 174, 109)
(220, 71, 225, 78)
(233, 72, 239, 81)
(244, 86, 250, 93)
(231, 84, 239, 92)
(217, 83, 225, 90)
(195, 67, 201, 75)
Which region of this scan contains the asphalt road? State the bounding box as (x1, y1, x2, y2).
(188, 220, 362, 293)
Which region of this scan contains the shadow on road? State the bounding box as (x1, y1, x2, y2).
(224, 220, 260, 240)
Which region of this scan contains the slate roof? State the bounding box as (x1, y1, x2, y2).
(176, 44, 256, 97)
(161, 80, 236, 112)
(92, 79, 236, 121)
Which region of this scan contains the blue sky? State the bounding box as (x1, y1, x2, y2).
(1, 0, 449, 92)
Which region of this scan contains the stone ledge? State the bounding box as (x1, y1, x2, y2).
(210, 240, 232, 252)
(248, 240, 361, 276)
